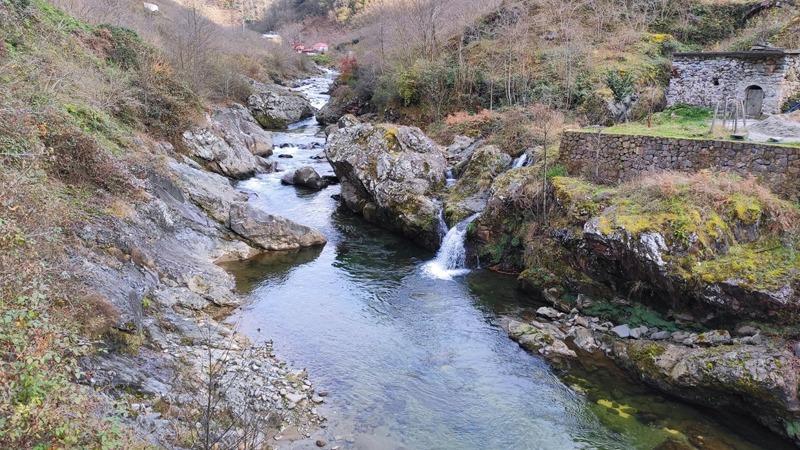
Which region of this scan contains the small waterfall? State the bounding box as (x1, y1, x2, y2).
(423, 213, 480, 280)
(436, 208, 449, 237)
(512, 153, 528, 169)
(445, 169, 457, 187)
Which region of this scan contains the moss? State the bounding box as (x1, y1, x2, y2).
(694, 239, 800, 291)
(627, 342, 667, 378)
(105, 329, 145, 355)
(550, 176, 612, 223)
(382, 125, 399, 150)
(729, 193, 762, 225)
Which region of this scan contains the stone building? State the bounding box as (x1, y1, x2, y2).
(666, 48, 800, 116)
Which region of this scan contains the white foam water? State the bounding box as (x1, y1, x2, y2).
(512, 153, 528, 169)
(423, 213, 481, 280)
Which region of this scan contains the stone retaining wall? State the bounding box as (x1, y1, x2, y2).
(558, 130, 800, 199)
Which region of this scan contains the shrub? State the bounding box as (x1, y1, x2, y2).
(605, 70, 635, 102)
(38, 113, 131, 192)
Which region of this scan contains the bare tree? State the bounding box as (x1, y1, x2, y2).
(529, 104, 564, 225)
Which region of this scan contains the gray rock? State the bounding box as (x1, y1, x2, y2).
(183, 105, 272, 179)
(284, 392, 305, 404)
(445, 135, 478, 165)
(671, 331, 692, 342)
(229, 202, 327, 251)
(793, 341, 800, 357)
(740, 333, 764, 345)
(326, 122, 447, 249)
(444, 145, 512, 224)
(611, 339, 800, 443)
(337, 114, 360, 129)
(248, 82, 316, 130)
(570, 326, 599, 352)
(650, 330, 672, 340)
(536, 306, 563, 320)
(211, 104, 274, 157)
(735, 325, 759, 337)
(695, 329, 732, 346)
(168, 161, 245, 225)
(629, 326, 649, 339)
(611, 324, 632, 338)
(285, 166, 328, 190)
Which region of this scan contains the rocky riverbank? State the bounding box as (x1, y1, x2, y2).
(77, 81, 330, 447)
(320, 114, 800, 446)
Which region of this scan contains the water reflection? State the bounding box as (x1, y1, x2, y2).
(223, 71, 793, 450)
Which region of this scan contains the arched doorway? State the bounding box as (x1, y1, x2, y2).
(744, 85, 764, 117)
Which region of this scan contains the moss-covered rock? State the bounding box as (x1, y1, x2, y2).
(443, 145, 511, 225)
(326, 122, 447, 249)
(611, 339, 800, 445)
(476, 170, 800, 323)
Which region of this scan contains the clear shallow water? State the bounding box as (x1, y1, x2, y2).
(224, 73, 790, 450)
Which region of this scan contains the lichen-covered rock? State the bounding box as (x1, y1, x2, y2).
(182, 105, 273, 179)
(444, 145, 511, 224)
(611, 339, 800, 444)
(506, 319, 577, 359)
(326, 122, 447, 249)
(248, 81, 316, 130)
(229, 202, 327, 251)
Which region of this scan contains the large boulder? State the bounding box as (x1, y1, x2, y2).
(444, 145, 511, 225)
(280, 166, 328, 190)
(611, 339, 800, 444)
(168, 160, 246, 225)
(316, 85, 370, 126)
(229, 202, 327, 251)
(326, 123, 447, 249)
(211, 104, 274, 157)
(247, 82, 316, 130)
(183, 105, 272, 179)
(445, 135, 479, 166)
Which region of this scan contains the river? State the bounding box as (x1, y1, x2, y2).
(223, 72, 789, 450)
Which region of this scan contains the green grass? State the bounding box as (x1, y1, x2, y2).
(597, 105, 713, 139)
(587, 104, 800, 148)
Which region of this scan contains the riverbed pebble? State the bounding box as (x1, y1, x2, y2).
(536, 306, 563, 320)
(611, 324, 632, 338)
(629, 326, 648, 339)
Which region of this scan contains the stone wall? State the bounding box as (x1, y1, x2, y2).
(558, 130, 800, 199)
(666, 53, 800, 115)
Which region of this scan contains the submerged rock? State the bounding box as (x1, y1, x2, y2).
(326, 122, 447, 249)
(229, 202, 327, 251)
(248, 81, 316, 130)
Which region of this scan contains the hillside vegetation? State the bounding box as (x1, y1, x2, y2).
(0, 0, 311, 445)
(269, 0, 799, 133)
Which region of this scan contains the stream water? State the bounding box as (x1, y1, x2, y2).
(223, 72, 790, 449)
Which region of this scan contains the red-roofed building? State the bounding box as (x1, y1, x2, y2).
(312, 43, 329, 54)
